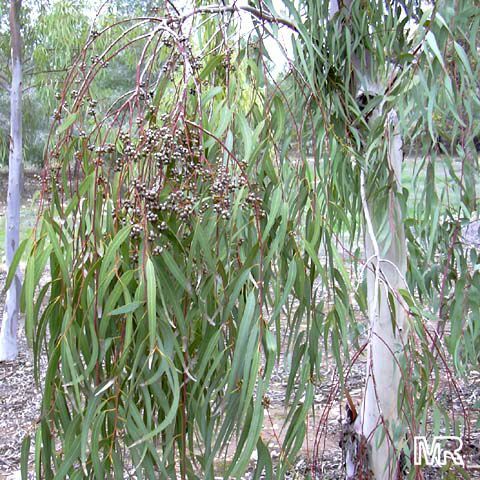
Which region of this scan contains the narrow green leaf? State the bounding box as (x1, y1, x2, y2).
(146, 258, 157, 352)
(425, 31, 445, 68)
(57, 112, 78, 134)
(160, 250, 192, 294)
(3, 238, 30, 293)
(20, 435, 31, 480)
(109, 301, 143, 316)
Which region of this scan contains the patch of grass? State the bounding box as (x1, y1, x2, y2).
(0, 204, 37, 262)
(402, 156, 480, 218)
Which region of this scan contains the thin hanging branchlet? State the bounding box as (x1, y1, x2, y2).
(20, 4, 304, 478)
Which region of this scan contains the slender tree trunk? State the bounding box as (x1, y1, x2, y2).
(343, 112, 407, 480)
(0, 0, 23, 361)
(326, 2, 408, 478)
(358, 110, 407, 479)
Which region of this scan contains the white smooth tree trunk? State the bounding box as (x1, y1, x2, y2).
(326, 2, 408, 478)
(0, 0, 23, 361)
(357, 110, 407, 479)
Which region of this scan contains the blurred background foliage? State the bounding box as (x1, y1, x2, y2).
(0, 0, 157, 167)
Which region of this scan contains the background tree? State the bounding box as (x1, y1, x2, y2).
(0, 0, 23, 361)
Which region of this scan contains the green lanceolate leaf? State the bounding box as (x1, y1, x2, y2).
(145, 257, 157, 352)
(57, 112, 78, 134)
(20, 435, 31, 480)
(108, 300, 143, 316)
(3, 237, 31, 293)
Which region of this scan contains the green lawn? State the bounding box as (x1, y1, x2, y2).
(402, 155, 479, 218)
(0, 204, 37, 261)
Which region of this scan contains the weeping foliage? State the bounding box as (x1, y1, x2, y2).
(16, 6, 311, 479)
(269, 0, 480, 476)
(273, 0, 480, 475)
(14, 0, 480, 478)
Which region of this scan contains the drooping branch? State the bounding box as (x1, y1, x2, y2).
(179, 4, 299, 33)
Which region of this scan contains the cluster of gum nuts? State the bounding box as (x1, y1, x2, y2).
(111, 123, 264, 262)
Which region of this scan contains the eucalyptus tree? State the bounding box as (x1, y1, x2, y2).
(17, 1, 480, 479)
(314, 1, 409, 477)
(269, 0, 479, 478)
(0, 0, 23, 361)
(18, 5, 300, 478)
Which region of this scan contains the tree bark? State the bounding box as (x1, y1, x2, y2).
(326, 2, 408, 478)
(0, 0, 23, 361)
(343, 113, 406, 480)
(358, 110, 407, 479)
